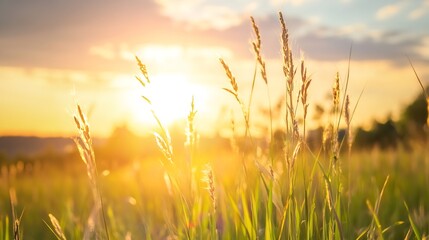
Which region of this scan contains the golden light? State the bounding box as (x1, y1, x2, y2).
(125, 73, 206, 128)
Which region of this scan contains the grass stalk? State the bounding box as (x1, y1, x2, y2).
(73, 104, 110, 240)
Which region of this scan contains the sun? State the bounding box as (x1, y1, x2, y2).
(126, 73, 205, 128)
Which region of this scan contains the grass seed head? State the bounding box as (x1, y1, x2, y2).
(49, 214, 67, 240)
(219, 58, 238, 93)
(333, 72, 340, 111)
(250, 16, 268, 84)
(202, 164, 216, 213)
(135, 55, 150, 84)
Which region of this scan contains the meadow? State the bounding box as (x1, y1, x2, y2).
(1, 13, 429, 239)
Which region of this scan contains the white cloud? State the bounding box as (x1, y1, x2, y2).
(408, 1, 429, 20)
(339, 0, 352, 4)
(270, 0, 308, 6)
(409, 8, 426, 20)
(309, 22, 384, 43)
(340, 24, 381, 42)
(154, 0, 244, 30)
(376, 3, 402, 21)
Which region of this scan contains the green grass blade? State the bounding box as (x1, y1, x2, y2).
(404, 201, 422, 240)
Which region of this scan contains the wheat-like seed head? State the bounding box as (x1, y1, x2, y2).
(186, 96, 197, 147)
(49, 214, 67, 240)
(279, 12, 295, 87)
(73, 104, 100, 206)
(250, 16, 268, 84)
(133, 57, 175, 167)
(345, 95, 353, 151)
(154, 132, 173, 163)
(279, 12, 299, 140)
(279, 12, 291, 77)
(300, 59, 311, 120)
(9, 188, 20, 240)
(345, 95, 350, 125)
(333, 72, 340, 111)
(202, 164, 216, 213)
(250, 16, 261, 49)
(279, 12, 287, 49)
(288, 141, 302, 170)
(219, 58, 238, 93)
(135, 55, 150, 84)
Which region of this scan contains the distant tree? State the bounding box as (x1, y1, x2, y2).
(354, 118, 401, 150)
(354, 86, 428, 149)
(397, 89, 428, 142)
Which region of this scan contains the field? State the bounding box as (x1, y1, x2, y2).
(1, 144, 429, 239)
(1, 13, 429, 240)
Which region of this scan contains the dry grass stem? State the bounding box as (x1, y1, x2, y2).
(279, 12, 298, 139)
(250, 16, 268, 84)
(300, 59, 311, 138)
(73, 105, 96, 189)
(134, 58, 174, 165)
(49, 214, 67, 240)
(333, 72, 340, 112)
(345, 95, 352, 151)
(220, 58, 245, 112)
(220, 58, 252, 137)
(186, 96, 198, 149)
(279, 12, 294, 84)
(135, 55, 150, 85)
(73, 104, 110, 240)
(332, 73, 341, 159)
(202, 164, 216, 213)
(9, 188, 21, 240)
(14, 220, 20, 240)
(154, 132, 173, 163)
(219, 58, 238, 94)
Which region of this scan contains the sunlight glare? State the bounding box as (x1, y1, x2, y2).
(127, 73, 206, 127)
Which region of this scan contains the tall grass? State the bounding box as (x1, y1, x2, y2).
(68, 11, 426, 240)
(129, 12, 419, 239)
(73, 104, 110, 240)
(0, 12, 428, 239)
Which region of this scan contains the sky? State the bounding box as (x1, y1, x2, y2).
(1, 0, 428, 137)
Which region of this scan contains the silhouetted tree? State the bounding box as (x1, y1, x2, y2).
(397, 89, 428, 142)
(354, 118, 401, 150)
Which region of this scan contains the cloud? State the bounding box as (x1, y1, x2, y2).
(339, 0, 352, 4)
(0, 0, 167, 71)
(270, 0, 310, 6)
(408, 1, 429, 20)
(205, 13, 427, 66)
(376, 3, 403, 20)
(413, 36, 429, 60)
(409, 8, 426, 20)
(154, 0, 247, 30)
(0, 0, 427, 75)
(0, 0, 252, 71)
